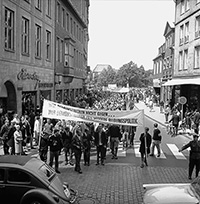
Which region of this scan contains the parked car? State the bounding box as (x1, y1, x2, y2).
(0, 155, 77, 204)
(143, 177, 200, 204)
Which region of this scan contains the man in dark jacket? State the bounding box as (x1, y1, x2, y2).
(49, 128, 63, 174)
(149, 123, 162, 157)
(0, 119, 10, 155)
(94, 124, 107, 165)
(139, 127, 152, 168)
(193, 108, 200, 134)
(108, 124, 122, 159)
(179, 134, 200, 180)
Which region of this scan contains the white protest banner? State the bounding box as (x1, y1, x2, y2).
(42, 99, 144, 126)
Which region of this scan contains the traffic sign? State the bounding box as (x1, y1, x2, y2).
(178, 96, 187, 105)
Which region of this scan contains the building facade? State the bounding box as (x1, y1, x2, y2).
(0, 0, 90, 116)
(165, 0, 200, 111)
(55, 0, 89, 105)
(153, 22, 175, 102)
(0, 0, 55, 116)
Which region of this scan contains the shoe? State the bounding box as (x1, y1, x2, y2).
(188, 177, 192, 180)
(101, 163, 105, 166)
(96, 163, 99, 165)
(111, 156, 115, 159)
(69, 162, 74, 166)
(78, 170, 82, 174)
(140, 164, 144, 168)
(157, 154, 160, 158)
(144, 161, 148, 166)
(149, 154, 154, 156)
(114, 156, 118, 159)
(56, 170, 61, 174)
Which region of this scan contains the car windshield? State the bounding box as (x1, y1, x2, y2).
(191, 176, 200, 196)
(39, 163, 55, 181)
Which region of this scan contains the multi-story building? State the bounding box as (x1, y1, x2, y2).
(55, 0, 89, 104)
(0, 0, 55, 116)
(164, 0, 200, 111)
(153, 22, 175, 102)
(0, 0, 90, 116)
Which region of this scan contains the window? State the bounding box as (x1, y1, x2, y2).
(46, 30, 51, 60)
(183, 49, 188, 70)
(194, 46, 200, 69)
(70, 17, 73, 34)
(66, 13, 69, 31)
(22, 17, 29, 55)
(180, 25, 184, 45)
(185, 0, 189, 11)
(60, 40, 63, 62)
(8, 169, 30, 183)
(64, 42, 69, 66)
(46, 0, 51, 17)
(61, 8, 65, 28)
(0, 169, 5, 182)
(180, 0, 185, 14)
(35, 0, 41, 10)
(4, 7, 14, 51)
(185, 22, 189, 43)
(35, 24, 41, 58)
(56, 37, 59, 61)
(56, 2, 60, 23)
(179, 51, 183, 71)
(195, 16, 200, 38)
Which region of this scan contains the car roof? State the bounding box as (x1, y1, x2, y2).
(0, 155, 31, 166)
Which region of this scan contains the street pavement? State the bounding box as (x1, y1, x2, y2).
(0, 101, 191, 204)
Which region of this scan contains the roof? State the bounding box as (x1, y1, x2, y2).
(0, 155, 30, 165)
(93, 64, 112, 73)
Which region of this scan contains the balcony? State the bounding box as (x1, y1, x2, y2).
(63, 66, 74, 83)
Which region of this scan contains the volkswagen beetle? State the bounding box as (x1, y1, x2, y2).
(0, 155, 77, 204)
(143, 177, 200, 204)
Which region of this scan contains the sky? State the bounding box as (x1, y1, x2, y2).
(88, 0, 175, 70)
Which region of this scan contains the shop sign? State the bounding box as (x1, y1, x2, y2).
(39, 83, 53, 88)
(17, 68, 41, 90)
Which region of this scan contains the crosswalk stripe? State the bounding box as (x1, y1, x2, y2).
(167, 144, 187, 160)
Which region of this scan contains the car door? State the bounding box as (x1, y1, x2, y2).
(5, 168, 33, 204)
(0, 168, 6, 202)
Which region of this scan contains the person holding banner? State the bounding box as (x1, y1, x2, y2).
(139, 127, 152, 168)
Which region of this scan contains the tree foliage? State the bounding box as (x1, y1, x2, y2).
(93, 61, 153, 88)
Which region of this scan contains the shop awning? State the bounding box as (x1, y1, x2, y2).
(162, 77, 200, 86)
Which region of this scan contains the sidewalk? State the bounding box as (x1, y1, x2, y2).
(134, 101, 167, 128)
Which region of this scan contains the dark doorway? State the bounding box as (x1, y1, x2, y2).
(4, 81, 17, 113)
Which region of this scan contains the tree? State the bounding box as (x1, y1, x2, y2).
(96, 66, 117, 87)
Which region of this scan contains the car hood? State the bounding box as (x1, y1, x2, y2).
(143, 185, 198, 204)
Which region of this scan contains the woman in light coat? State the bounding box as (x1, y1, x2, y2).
(14, 124, 23, 155)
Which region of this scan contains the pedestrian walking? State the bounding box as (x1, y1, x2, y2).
(49, 127, 63, 174)
(82, 126, 93, 166)
(193, 108, 200, 134)
(0, 119, 10, 155)
(179, 134, 200, 180)
(61, 125, 73, 165)
(94, 124, 107, 165)
(149, 123, 162, 157)
(7, 120, 16, 155)
(108, 124, 122, 159)
(164, 105, 171, 123)
(14, 124, 23, 155)
(139, 127, 152, 168)
(169, 110, 180, 136)
(71, 125, 83, 174)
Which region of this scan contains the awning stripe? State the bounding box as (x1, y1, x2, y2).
(162, 78, 200, 86)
